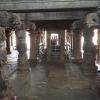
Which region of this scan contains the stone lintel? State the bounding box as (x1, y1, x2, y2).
(0, 1, 99, 11)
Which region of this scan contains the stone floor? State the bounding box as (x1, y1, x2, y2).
(1, 50, 100, 100)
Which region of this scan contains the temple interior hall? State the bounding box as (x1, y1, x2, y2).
(0, 0, 100, 100)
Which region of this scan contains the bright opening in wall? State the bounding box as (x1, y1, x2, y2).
(81, 35, 84, 58)
(51, 33, 59, 46)
(92, 29, 98, 45)
(26, 31, 30, 59)
(44, 30, 47, 49)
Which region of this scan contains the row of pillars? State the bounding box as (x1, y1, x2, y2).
(4, 25, 100, 76)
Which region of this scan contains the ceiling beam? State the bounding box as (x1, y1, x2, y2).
(17, 11, 88, 21)
(0, 0, 99, 11)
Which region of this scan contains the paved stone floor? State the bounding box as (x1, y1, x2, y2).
(2, 50, 100, 100)
(8, 63, 100, 100)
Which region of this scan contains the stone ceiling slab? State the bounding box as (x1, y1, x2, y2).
(0, 0, 99, 11)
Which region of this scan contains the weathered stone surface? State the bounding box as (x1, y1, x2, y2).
(0, 27, 7, 66)
(0, 0, 99, 11)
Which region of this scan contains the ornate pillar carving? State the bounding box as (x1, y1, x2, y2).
(5, 28, 11, 54)
(83, 26, 97, 76)
(15, 24, 29, 71)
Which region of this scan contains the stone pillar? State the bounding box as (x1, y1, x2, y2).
(73, 29, 82, 60)
(5, 28, 11, 54)
(16, 24, 29, 71)
(0, 27, 12, 99)
(29, 31, 37, 63)
(0, 27, 7, 66)
(83, 26, 97, 76)
(47, 33, 51, 62)
(60, 31, 65, 63)
(97, 29, 100, 64)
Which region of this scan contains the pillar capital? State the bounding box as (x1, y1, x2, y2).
(72, 20, 83, 33)
(85, 12, 99, 29)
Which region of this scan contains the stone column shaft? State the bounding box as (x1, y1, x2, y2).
(73, 30, 82, 60)
(47, 33, 51, 62)
(5, 28, 11, 54)
(29, 32, 37, 63)
(83, 26, 97, 76)
(60, 32, 65, 63)
(97, 29, 100, 64)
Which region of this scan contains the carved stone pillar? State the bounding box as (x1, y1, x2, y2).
(29, 31, 37, 63)
(60, 31, 65, 63)
(47, 33, 51, 62)
(97, 29, 100, 64)
(83, 26, 97, 76)
(0, 27, 7, 66)
(16, 24, 29, 71)
(5, 28, 11, 54)
(0, 27, 9, 99)
(73, 29, 82, 60)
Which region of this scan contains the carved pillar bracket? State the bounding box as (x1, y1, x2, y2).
(15, 24, 29, 71)
(83, 26, 97, 76)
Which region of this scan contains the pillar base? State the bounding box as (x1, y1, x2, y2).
(17, 63, 31, 71)
(17, 65, 31, 71)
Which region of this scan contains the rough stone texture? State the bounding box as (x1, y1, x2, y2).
(0, 27, 7, 66)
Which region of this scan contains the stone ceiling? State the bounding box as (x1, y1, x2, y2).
(0, 0, 99, 27)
